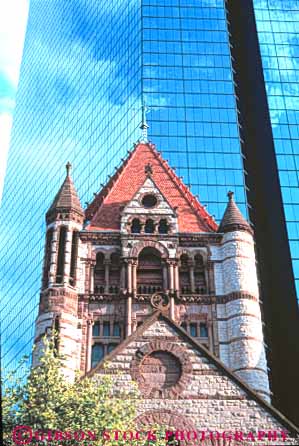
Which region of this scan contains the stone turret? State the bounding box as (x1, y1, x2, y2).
(33, 163, 84, 380)
(215, 192, 270, 401)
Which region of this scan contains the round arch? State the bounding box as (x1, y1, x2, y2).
(130, 240, 169, 259)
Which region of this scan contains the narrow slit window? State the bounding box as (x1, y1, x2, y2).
(42, 228, 53, 288)
(56, 227, 67, 283)
(69, 231, 79, 285)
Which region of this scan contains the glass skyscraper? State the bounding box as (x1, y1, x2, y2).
(1, 0, 298, 421)
(254, 0, 299, 297)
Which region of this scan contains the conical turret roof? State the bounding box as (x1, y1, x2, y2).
(46, 162, 84, 224)
(218, 191, 252, 234)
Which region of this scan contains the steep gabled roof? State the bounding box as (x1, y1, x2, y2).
(218, 191, 252, 234)
(86, 311, 299, 436)
(46, 163, 84, 223)
(85, 142, 217, 233)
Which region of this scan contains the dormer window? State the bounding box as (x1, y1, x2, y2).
(131, 218, 141, 234)
(145, 219, 155, 233)
(142, 194, 157, 208)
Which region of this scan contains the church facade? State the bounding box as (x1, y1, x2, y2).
(34, 141, 298, 441)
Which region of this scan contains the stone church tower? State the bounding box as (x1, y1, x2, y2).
(34, 141, 298, 440)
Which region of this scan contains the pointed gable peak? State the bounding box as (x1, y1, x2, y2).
(46, 162, 84, 224)
(86, 142, 218, 233)
(218, 191, 252, 234)
(123, 174, 174, 213)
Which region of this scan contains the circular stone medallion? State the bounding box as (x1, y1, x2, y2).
(140, 351, 182, 390)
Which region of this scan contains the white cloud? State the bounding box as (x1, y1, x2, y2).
(0, 0, 29, 87)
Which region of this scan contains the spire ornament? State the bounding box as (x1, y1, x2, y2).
(66, 161, 72, 176)
(139, 103, 149, 142)
(227, 190, 234, 201)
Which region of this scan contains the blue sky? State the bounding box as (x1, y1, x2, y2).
(0, 0, 29, 199)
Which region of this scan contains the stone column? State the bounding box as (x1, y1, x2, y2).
(48, 229, 58, 287)
(174, 261, 179, 294)
(168, 261, 174, 293)
(207, 320, 213, 352)
(85, 319, 93, 373)
(127, 260, 132, 293)
(104, 259, 110, 293)
(132, 260, 137, 296)
(170, 295, 175, 320)
(189, 261, 195, 293)
(126, 259, 133, 336)
(89, 262, 95, 294)
(127, 296, 132, 337)
(63, 227, 72, 286)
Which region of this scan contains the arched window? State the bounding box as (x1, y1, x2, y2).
(91, 344, 104, 368)
(94, 252, 105, 293)
(69, 231, 79, 286)
(194, 254, 206, 294)
(113, 322, 121, 337)
(158, 219, 169, 234)
(131, 218, 141, 234)
(92, 322, 100, 337)
(144, 219, 155, 234)
(137, 247, 163, 294)
(107, 343, 117, 354)
(179, 254, 191, 294)
(42, 228, 53, 288)
(200, 322, 208, 338)
(56, 226, 67, 283)
(109, 252, 120, 293)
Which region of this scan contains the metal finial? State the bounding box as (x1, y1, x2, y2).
(228, 191, 234, 201)
(140, 103, 149, 142)
(66, 161, 72, 176)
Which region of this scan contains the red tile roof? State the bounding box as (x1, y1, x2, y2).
(85, 142, 217, 233)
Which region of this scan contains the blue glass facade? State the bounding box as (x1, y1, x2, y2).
(0, 0, 143, 374)
(253, 0, 299, 297)
(143, 0, 246, 219)
(0, 0, 245, 375)
(1, 0, 298, 392)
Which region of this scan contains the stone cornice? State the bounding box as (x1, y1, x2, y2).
(179, 233, 222, 246)
(79, 293, 126, 303)
(79, 231, 120, 244)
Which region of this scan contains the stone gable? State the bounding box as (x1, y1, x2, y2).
(89, 314, 299, 441)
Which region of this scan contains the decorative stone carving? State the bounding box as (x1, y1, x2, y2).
(150, 292, 170, 311)
(140, 351, 182, 390)
(130, 341, 192, 398)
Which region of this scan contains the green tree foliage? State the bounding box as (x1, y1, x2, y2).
(2, 333, 144, 446)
